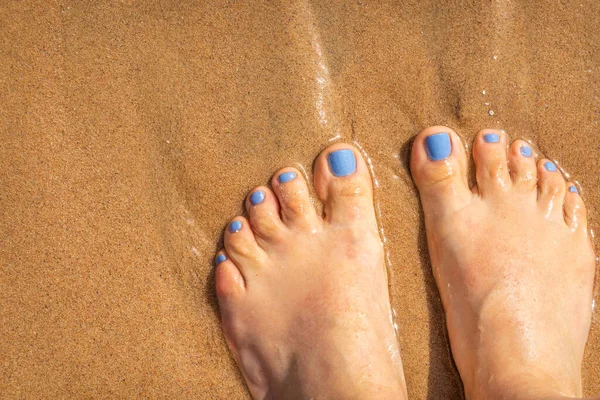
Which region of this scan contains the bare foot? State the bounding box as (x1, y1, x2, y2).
(215, 144, 407, 399)
(411, 126, 596, 399)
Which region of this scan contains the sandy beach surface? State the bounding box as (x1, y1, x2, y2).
(1, 1, 598, 398)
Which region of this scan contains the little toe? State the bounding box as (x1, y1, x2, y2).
(245, 186, 286, 241)
(215, 251, 246, 302)
(313, 143, 376, 225)
(271, 168, 319, 229)
(507, 140, 537, 192)
(224, 217, 267, 277)
(472, 129, 511, 195)
(410, 126, 471, 217)
(563, 184, 588, 232)
(537, 159, 567, 219)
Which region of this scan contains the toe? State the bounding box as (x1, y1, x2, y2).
(507, 140, 537, 192)
(224, 217, 267, 277)
(215, 251, 245, 302)
(472, 129, 511, 195)
(537, 159, 567, 219)
(410, 126, 471, 217)
(563, 184, 588, 232)
(313, 143, 376, 225)
(271, 167, 320, 229)
(245, 186, 286, 242)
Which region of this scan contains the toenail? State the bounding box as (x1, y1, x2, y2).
(278, 171, 297, 183)
(328, 149, 357, 177)
(520, 145, 533, 157)
(250, 190, 265, 205)
(483, 133, 500, 143)
(569, 185, 578, 194)
(544, 161, 557, 172)
(215, 254, 227, 265)
(229, 220, 243, 233)
(424, 133, 452, 161)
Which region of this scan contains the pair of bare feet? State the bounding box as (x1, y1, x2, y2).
(214, 126, 596, 400)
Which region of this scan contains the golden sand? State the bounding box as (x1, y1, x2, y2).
(0, 1, 598, 398)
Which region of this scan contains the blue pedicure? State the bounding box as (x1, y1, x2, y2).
(229, 220, 242, 233)
(483, 133, 500, 143)
(520, 145, 533, 157)
(278, 171, 297, 183)
(569, 185, 579, 194)
(215, 254, 227, 265)
(424, 133, 452, 161)
(250, 190, 265, 205)
(328, 149, 357, 177)
(544, 161, 557, 172)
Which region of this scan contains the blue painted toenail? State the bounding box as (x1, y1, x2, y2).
(215, 254, 227, 265)
(483, 133, 500, 143)
(328, 149, 357, 177)
(424, 133, 452, 161)
(544, 161, 557, 172)
(520, 145, 533, 157)
(278, 171, 297, 183)
(569, 185, 578, 194)
(250, 190, 265, 205)
(229, 220, 242, 233)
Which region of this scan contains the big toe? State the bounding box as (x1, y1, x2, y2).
(410, 126, 471, 217)
(313, 143, 377, 226)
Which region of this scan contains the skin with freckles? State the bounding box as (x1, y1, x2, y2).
(411, 126, 596, 400)
(215, 143, 407, 399)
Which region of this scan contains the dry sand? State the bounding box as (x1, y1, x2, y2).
(1, 1, 599, 398)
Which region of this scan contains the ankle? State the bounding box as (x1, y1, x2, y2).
(466, 367, 582, 400)
(274, 377, 406, 400)
(273, 357, 407, 400)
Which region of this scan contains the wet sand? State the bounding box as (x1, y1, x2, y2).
(1, 1, 599, 398)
